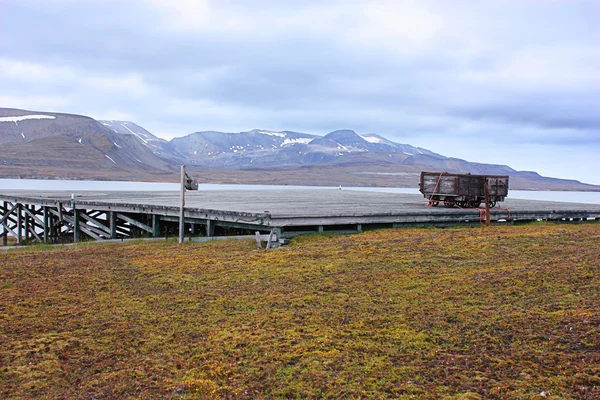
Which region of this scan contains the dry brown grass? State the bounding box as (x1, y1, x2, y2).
(1, 223, 598, 398)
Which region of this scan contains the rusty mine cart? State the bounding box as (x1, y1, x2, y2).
(419, 171, 509, 208)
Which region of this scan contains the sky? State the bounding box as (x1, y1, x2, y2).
(1, 0, 599, 184)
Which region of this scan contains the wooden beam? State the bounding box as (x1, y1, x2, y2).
(152, 214, 160, 237)
(266, 228, 275, 249)
(109, 212, 118, 239)
(43, 207, 49, 243)
(116, 213, 153, 233)
(26, 221, 42, 242)
(0, 202, 18, 227)
(73, 209, 80, 242)
(2, 222, 18, 239)
(2, 201, 8, 246)
(23, 206, 45, 229)
(59, 212, 104, 241)
(17, 204, 23, 245)
(206, 219, 214, 237)
(24, 205, 30, 240)
(79, 212, 112, 235)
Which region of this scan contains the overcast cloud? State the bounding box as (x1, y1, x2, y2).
(1, 0, 599, 184)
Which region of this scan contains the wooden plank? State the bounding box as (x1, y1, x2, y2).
(0, 203, 18, 226)
(255, 231, 262, 249)
(17, 204, 22, 246)
(116, 213, 153, 233)
(152, 214, 160, 237)
(43, 207, 49, 243)
(79, 212, 112, 235)
(109, 212, 117, 239)
(206, 219, 214, 236)
(23, 206, 45, 228)
(2, 201, 7, 246)
(73, 209, 80, 243)
(266, 228, 275, 249)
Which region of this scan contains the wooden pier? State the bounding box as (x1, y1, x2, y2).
(1, 189, 599, 246)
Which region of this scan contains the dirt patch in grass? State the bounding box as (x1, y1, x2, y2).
(1, 223, 599, 399)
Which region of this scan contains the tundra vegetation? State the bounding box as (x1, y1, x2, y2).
(0, 223, 598, 399)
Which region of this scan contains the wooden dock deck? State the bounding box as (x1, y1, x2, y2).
(1, 189, 599, 245)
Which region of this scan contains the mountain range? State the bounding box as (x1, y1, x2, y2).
(0, 107, 598, 191)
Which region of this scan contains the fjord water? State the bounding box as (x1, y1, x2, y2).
(1, 178, 599, 204)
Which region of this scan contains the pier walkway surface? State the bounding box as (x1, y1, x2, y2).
(1, 189, 599, 245)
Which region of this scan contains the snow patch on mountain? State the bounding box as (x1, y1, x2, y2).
(0, 115, 56, 122)
(257, 130, 286, 138)
(281, 138, 312, 146)
(120, 122, 148, 144)
(361, 135, 385, 144)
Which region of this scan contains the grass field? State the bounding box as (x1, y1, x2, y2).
(1, 223, 598, 399)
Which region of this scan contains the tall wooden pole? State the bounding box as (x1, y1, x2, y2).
(179, 165, 186, 244)
(484, 180, 491, 227)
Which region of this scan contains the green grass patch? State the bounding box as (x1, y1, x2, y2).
(1, 224, 599, 398)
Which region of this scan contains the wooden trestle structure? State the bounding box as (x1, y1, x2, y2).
(1, 189, 600, 246)
(0, 200, 165, 245)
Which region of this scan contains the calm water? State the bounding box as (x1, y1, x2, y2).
(1, 178, 599, 204)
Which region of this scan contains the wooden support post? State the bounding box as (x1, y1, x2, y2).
(152, 214, 160, 237)
(206, 219, 214, 237)
(484, 181, 491, 227)
(43, 207, 49, 243)
(17, 204, 22, 245)
(24, 205, 30, 240)
(255, 231, 262, 249)
(73, 209, 80, 243)
(179, 165, 186, 244)
(1, 201, 7, 246)
(318, 225, 324, 233)
(109, 211, 118, 239)
(357, 224, 363, 233)
(266, 228, 275, 249)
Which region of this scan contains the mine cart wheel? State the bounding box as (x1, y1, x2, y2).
(488, 201, 497, 208)
(470, 200, 482, 208)
(430, 201, 439, 207)
(443, 197, 455, 207)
